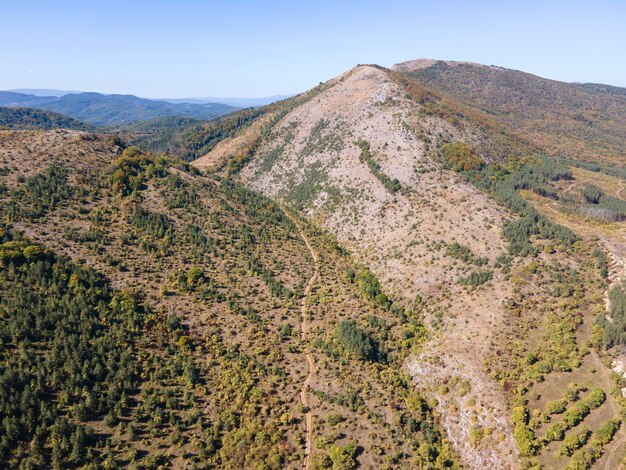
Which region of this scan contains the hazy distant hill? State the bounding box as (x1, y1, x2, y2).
(163, 95, 292, 107)
(0, 107, 93, 131)
(393, 59, 626, 165)
(9, 88, 82, 97)
(9, 89, 291, 108)
(0, 91, 239, 126)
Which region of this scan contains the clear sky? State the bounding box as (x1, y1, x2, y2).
(1, 0, 625, 98)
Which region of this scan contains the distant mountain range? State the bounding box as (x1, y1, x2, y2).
(9, 89, 291, 109)
(161, 95, 292, 107)
(0, 91, 239, 126)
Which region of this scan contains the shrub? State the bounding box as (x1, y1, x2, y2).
(186, 267, 205, 288)
(559, 427, 589, 456)
(582, 185, 603, 204)
(440, 142, 484, 172)
(337, 320, 379, 361)
(325, 413, 344, 426)
(469, 425, 484, 448)
(546, 398, 567, 415)
(446, 242, 474, 263)
(459, 270, 493, 287)
(584, 388, 606, 409)
(355, 140, 401, 194)
(589, 418, 620, 447)
(348, 266, 392, 310)
(327, 442, 358, 470)
(511, 405, 539, 456)
(111, 147, 167, 196)
(545, 422, 567, 441)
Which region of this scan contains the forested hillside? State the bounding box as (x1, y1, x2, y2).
(1, 58, 625, 470)
(394, 59, 626, 165)
(0, 129, 459, 469)
(0, 107, 93, 131)
(116, 107, 267, 162)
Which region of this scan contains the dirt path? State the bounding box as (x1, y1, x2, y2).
(562, 179, 580, 195)
(604, 434, 626, 470)
(285, 210, 319, 470)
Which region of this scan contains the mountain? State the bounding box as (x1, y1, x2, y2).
(163, 95, 292, 107)
(194, 62, 626, 468)
(393, 59, 626, 166)
(1, 60, 625, 470)
(117, 106, 273, 162)
(8, 89, 291, 108)
(0, 107, 94, 131)
(0, 91, 53, 107)
(0, 91, 239, 126)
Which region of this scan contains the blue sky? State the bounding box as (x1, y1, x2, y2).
(1, 0, 624, 98)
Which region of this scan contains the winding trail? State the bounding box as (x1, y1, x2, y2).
(604, 433, 626, 470)
(285, 210, 319, 470)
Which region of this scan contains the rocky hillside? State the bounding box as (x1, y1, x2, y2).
(195, 63, 626, 468)
(394, 59, 626, 166)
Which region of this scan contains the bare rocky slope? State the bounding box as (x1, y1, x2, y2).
(197, 66, 516, 468)
(232, 64, 520, 468)
(194, 63, 626, 469)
